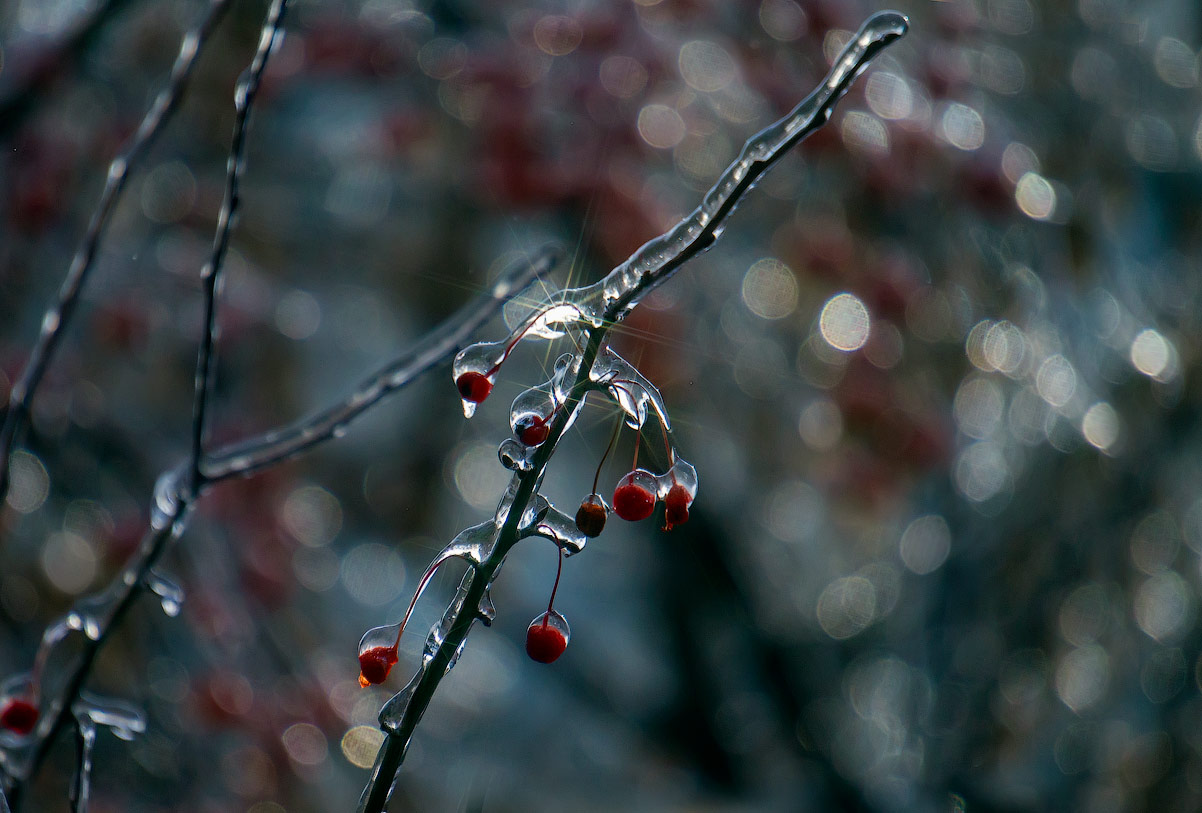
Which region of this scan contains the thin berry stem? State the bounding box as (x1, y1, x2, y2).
(546, 545, 564, 618)
(592, 413, 624, 495)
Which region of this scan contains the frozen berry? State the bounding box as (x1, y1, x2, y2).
(358, 645, 398, 688)
(663, 483, 692, 530)
(575, 494, 608, 537)
(456, 371, 493, 403)
(0, 698, 38, 736)
(525, 610, 570, 663)
(613, 470, 656, 522)
(515, 415, 550, 446)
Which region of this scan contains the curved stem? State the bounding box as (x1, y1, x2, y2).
(545, 544, 564, 617)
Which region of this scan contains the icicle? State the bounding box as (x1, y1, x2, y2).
(72, 693, 145, 742)
(494, 478, 545, 529)
(145, 570, 184, 618)
(477, 587, 496, 626)
(150, 468, 184, 531)
(69, 718, 95, 813)
(377, 669, 422, 735)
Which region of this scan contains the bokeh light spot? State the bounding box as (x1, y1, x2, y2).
(819, 293, 870, 351)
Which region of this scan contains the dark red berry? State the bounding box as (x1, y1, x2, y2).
(525, 611, 570, 663)
(456, 372, 492, 403)
(516, 415, 550, 446)
(358, 645, 398, 688)
(663, 483, 692, 531)
(0, 698, 38, 736)
(613, 472, 656, 522)
(575, 495, 607, 537)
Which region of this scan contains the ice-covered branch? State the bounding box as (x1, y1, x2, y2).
(600, 11, 909, 318)
(0, 0, 234, 505)
(189, 0, 288, 494)
(201, 247, 558, 483)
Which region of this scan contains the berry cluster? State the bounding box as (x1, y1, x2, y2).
(358, 302, 698, 683)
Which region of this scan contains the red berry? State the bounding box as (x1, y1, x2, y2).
(663, 483, 692, 530)
(358, 645, 398, 688)
(456, 372, 492, 403)
(515, 415, 550, 446)
(0, 698, 38, 736)
(613, 471, 656, 522)
(575, 495, 607, 537)
(525, 610, 570, 663)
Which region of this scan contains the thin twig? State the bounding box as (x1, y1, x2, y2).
(0, 0, 235, 505)
(190, 0, 289, 495)
(357, 12, 910, 811)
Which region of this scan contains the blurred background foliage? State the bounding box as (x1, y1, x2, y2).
(2, 0, 1202, 810)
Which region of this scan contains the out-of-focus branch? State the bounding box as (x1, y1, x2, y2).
(0, 0, 134, 138)
(0, 0, 234, 506)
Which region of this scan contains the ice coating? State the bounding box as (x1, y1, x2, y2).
(145, 571, 184, 618)
(70, 717, 95, 811)
(523, 506, 588, 556)
(510, 384, 556, 444)
(504, 281, 606, 337)
(590, 347, 670, 431)
(498, 438, 536, 472)
(658, 459, 698, 500)
(590, 11, 909, 319)
(550, 352, 582, 405)
(525, 609, 570, 664)
(0, 675, 38, 745)
(73, 692, 146, 742)
(69, 692, 146, 811)
(494, 478, 548, 529)
(422, 572, 474, 675)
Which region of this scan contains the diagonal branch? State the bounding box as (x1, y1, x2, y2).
(357, 11, 910, 812)
(0, 0, 235, 505)
(201, 247, 559, 484)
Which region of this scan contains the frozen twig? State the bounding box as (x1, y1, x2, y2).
(0, 0, 234, 505)
(202, 246, 559, 484)
(189, 0, 288, 495)
(357, 11, 910, 813)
